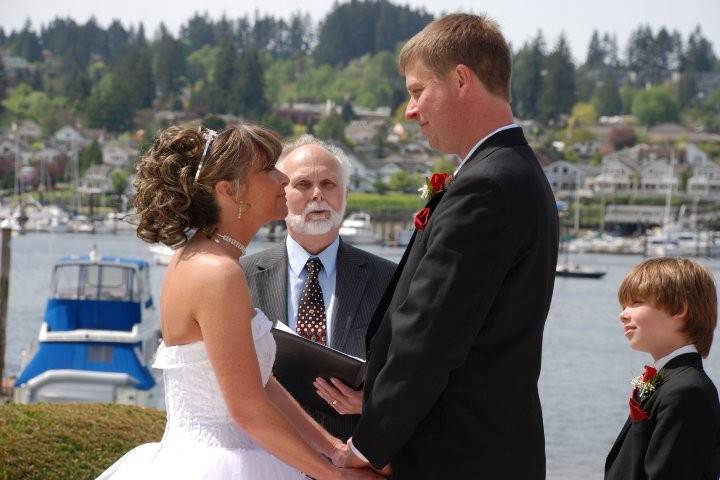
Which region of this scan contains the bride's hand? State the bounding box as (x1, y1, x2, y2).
(314, 377, 363, 415)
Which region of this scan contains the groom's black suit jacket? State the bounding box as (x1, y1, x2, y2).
(352, 127, 559, 479)
(605, 352, 720, 480)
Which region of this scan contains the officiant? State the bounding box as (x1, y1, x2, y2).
(240, 134, 396, 440)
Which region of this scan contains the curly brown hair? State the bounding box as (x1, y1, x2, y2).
(134, 123, 282, 247)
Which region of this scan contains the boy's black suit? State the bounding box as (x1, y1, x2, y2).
(605, 352, 720, 480)
(352, 127, 559, 479)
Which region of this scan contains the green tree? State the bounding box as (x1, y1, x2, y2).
(84, 74, 136, 133)
(432, 158, 456, 174)
(261, 112, 294, 137)
(79, 140, 103, 174)
(684, 26, 716, 72)
(116, 45, 155, 108)
(0, 57, 6, 114)
(9, 20, 43, 62)
(372, 179, 388, 194)
(315, 0, 432, 66)
(570, 102, 597, 126)
(388, 170, 412, 192)
(315, 112, 347, 142)
(511, 33, 545, 119)
(237, 48, 269, 118)
(591, 73, 623, 116)
(538, 35, 576, 125)
(110, 169, 129, 197)
(2, 84, 69, 135)
(632, 87, 680, 127)
(208, 39, 240, 114)
(153, 24, 186, 105)
(676, 71, 698, 108)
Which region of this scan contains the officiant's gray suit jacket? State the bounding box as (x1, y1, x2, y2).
(240, 237, 396, 440)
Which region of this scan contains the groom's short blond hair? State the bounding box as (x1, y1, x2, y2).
(399, 13, 511, 100)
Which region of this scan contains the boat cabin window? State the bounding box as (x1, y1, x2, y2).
(53, 265, 81, 299)
(52, 264, 139, 301)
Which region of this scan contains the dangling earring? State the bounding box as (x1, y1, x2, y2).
(237, 202, 251, 219)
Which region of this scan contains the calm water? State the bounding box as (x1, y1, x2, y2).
(4, 232, 720, 479)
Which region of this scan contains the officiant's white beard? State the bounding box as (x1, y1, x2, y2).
(285, 200, 346, 236)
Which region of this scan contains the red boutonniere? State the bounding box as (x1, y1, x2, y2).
(629, 395, 648, 422)
(414, 207, 431, 230)
(628, 365, 662, 422)
(418, 172, 453, 200)
(414, 173, 453, 230)
(631, 365, 662, 401)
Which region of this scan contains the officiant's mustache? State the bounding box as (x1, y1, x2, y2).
(285, 200, 346, 235)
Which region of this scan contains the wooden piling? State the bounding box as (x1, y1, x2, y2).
(0, 227, 11, 379)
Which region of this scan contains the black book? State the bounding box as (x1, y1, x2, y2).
(271, 323, 366, 415)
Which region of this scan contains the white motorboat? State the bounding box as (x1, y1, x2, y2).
(14, 250, 162, 406)
(339, 212, 380, 245)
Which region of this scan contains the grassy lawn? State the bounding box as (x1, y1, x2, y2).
(347, 192, 423, 212)
(0, 403, 165, 480)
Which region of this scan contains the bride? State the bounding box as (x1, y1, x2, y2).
(97, 125, 383, 480)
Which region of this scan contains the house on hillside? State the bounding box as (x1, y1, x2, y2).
(639, 159, 678, 196)
(542, 161, 593, 195)
(593, 155, 639, 194)
(688, 162, 720, 200)
(79, 164, 114, 194)
(53, 126, 90, 150)
(102, 144, 137, 168)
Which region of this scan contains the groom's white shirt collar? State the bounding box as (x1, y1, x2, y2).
(654, 344, 698, 371)
(453, 123, 519, 177)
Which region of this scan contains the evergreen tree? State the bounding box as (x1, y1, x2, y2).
(511, 33, 545, 120)
(10, 20, 43, 62)
(85, 74, 136, 132)
(79, 140, 103, 174)
(237, 48, 269, 118)
(106, 20, 130, 66)
(676, 71, 698, 108)
(315, 0, 432, 66)
(585, 31, 605, 69)
(626, 25, 657, 86)
(538, 35, 576, 125)
(209, 39, 240, 114)
(591, 72, 622, 116)
(0, 57, 6, 114)
(181, 13, 216, 51)
(684, 26, 716, 72)
(154, 24, 186, 104)
(0, 27, 7, 46)
(116, 45, 156, 108)
(61, 67, 91, 102)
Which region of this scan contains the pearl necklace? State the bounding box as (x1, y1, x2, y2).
(212, 232, 247, 257)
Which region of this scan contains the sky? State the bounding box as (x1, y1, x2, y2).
(1, 0, 719, 63)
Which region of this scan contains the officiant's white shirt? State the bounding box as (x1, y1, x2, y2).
(286, 235, 339, 339)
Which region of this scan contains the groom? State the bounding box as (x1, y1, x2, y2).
(340, 14, 559, 479)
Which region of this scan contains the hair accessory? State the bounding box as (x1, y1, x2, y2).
(194, 128, 218, 182)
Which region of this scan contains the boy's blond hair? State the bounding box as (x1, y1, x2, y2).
(398, 13, 511, 100)
(618, 257, 717, 357)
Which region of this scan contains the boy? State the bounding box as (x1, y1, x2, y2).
(606, 257, 720, 480)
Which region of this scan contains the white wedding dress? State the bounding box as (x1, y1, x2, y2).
(97, 309, 306, 479)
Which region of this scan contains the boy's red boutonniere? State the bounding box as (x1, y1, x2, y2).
(631, 365, 662, 401)
(628, 365, 662, 422)
(414, 173, 453, 230)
